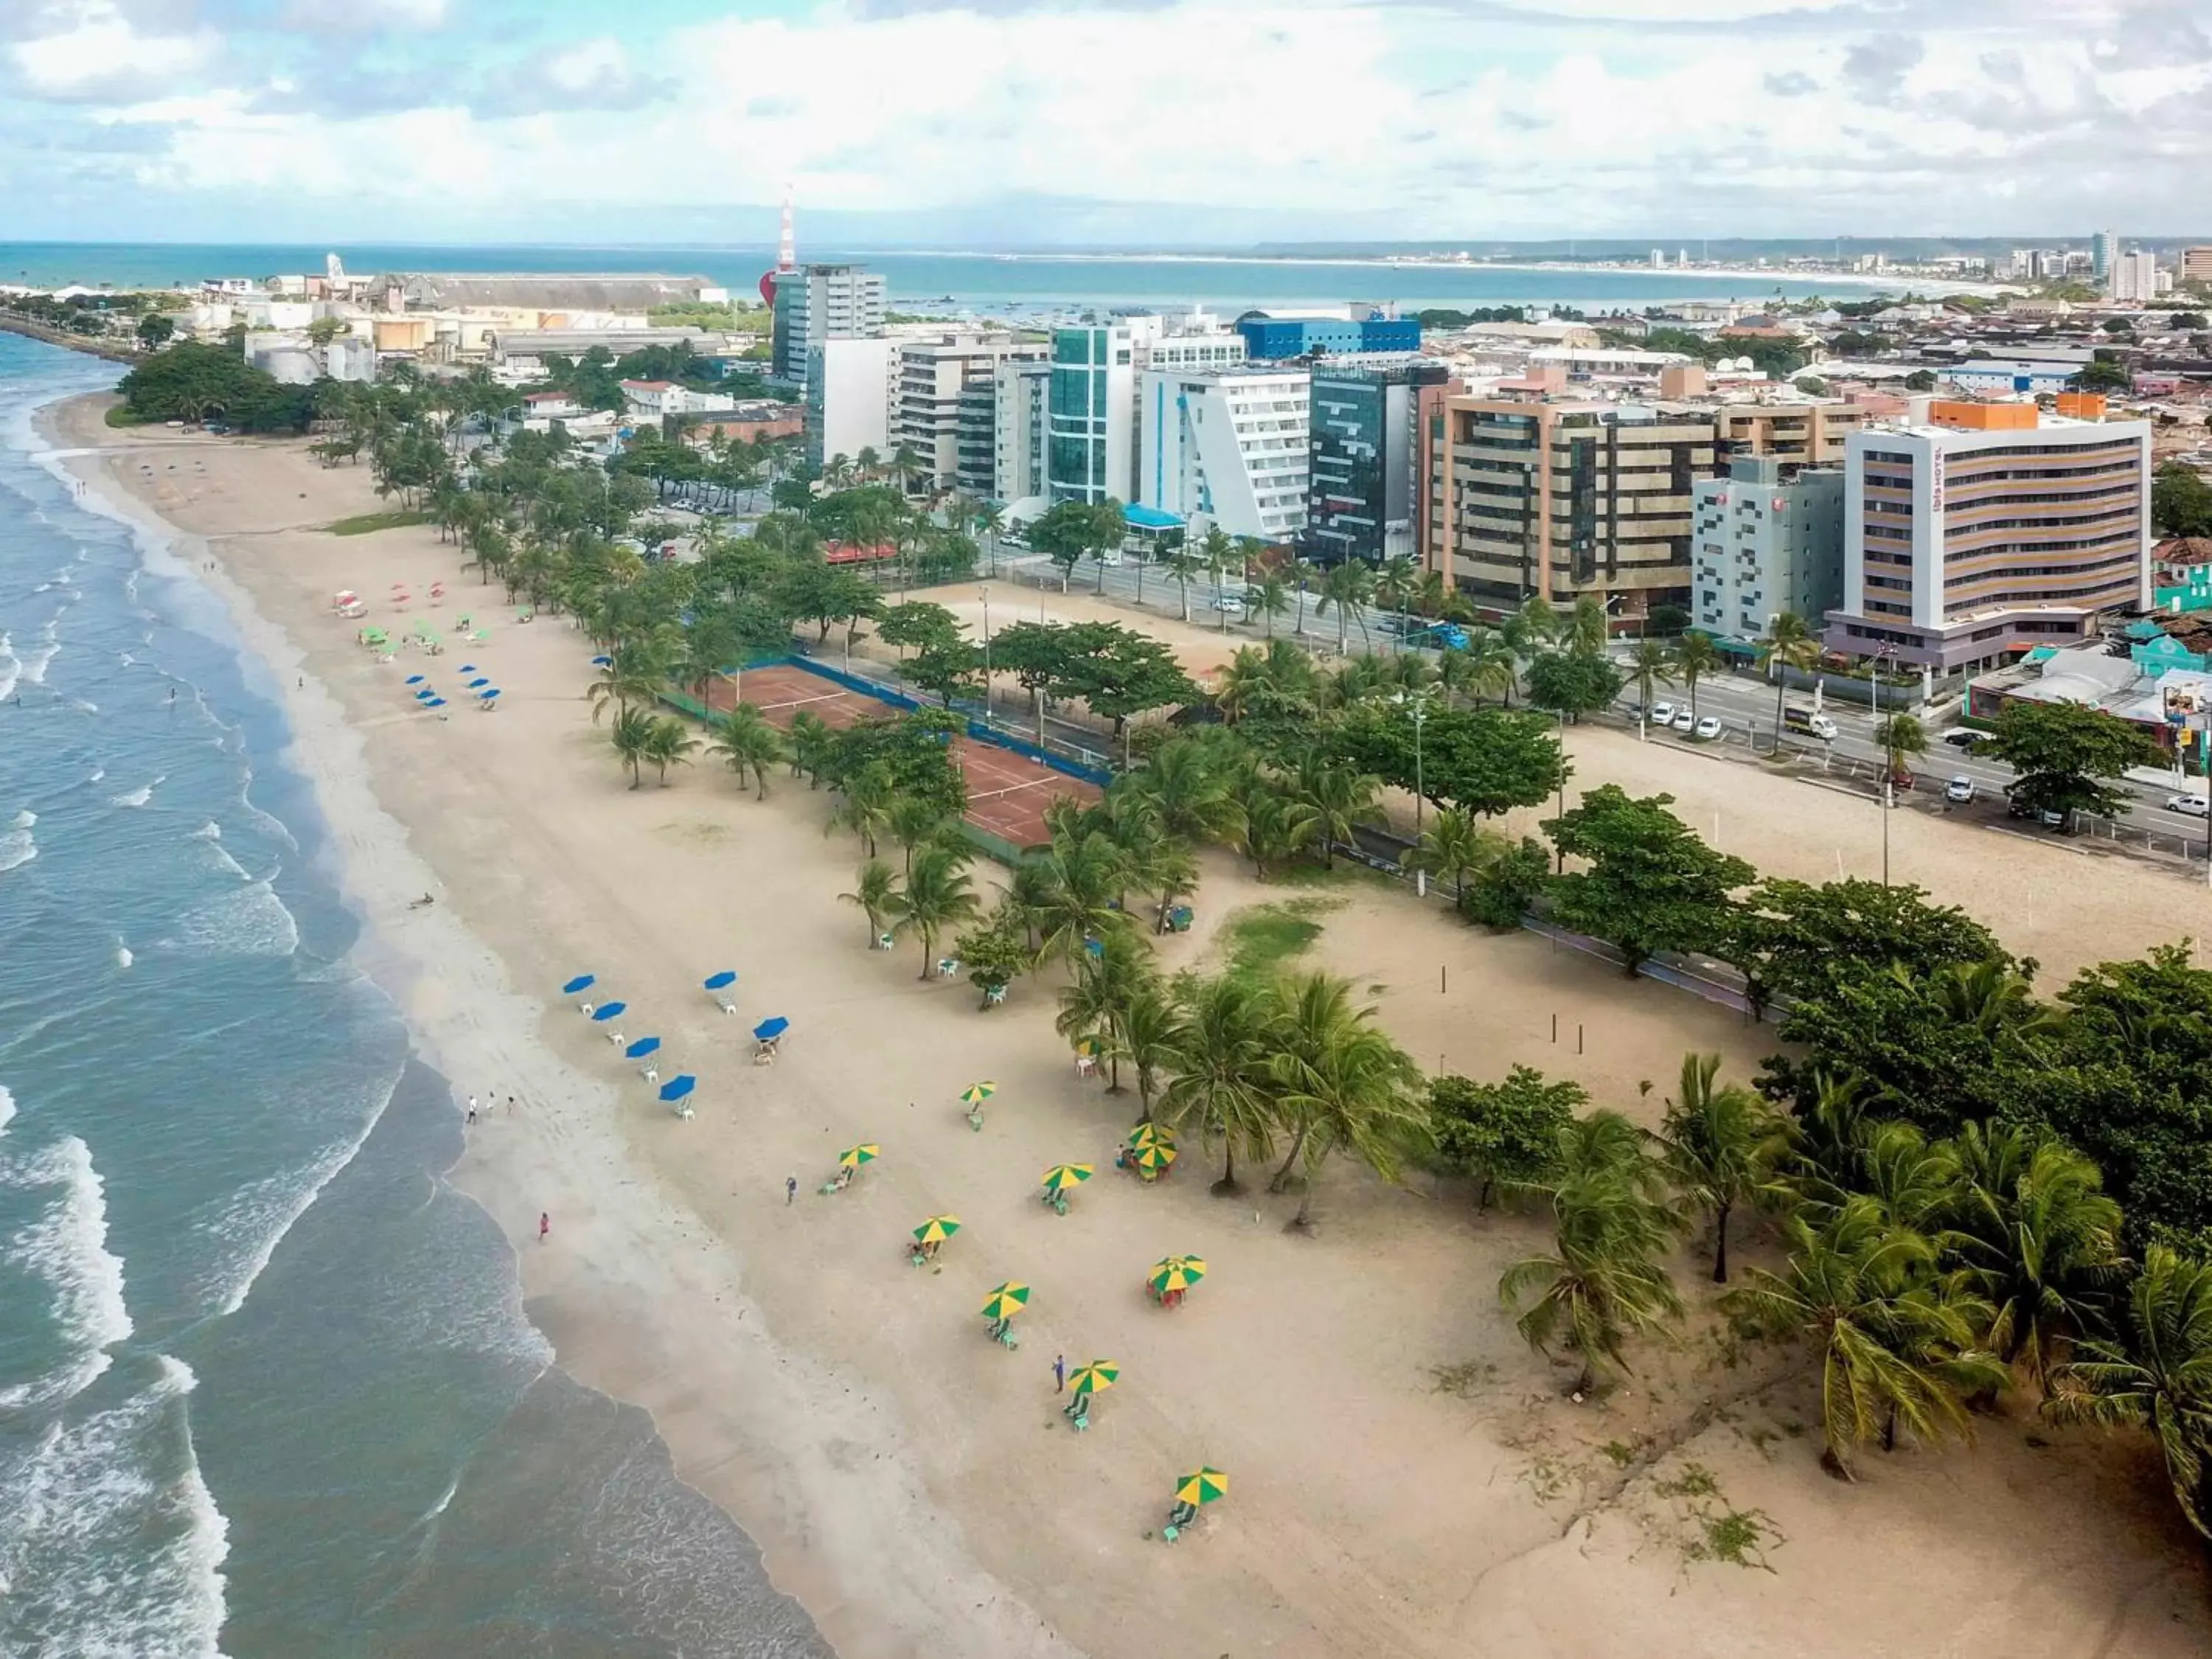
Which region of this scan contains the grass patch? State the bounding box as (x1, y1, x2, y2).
(1427, 1360, 1499, 1399)
(103, 403, 150, 428)
(1688, 1506, 1785, 1571)
(1652, 1462, 1720, 1500)
(1221, 899, 1332, 981)
(327, 509, 431, 536)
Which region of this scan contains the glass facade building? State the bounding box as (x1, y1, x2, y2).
(1046, 326, 1133, 504)
(1307, 361, 1448, 565)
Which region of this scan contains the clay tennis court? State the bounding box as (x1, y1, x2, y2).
(710, 663, 1101, 850)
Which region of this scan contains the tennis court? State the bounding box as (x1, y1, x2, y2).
(713, 664, 1099, 849)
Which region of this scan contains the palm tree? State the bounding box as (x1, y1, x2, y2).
(1400, 806, 1497, 897)
(1439, 630, 1516, 708)
(1374, 555, 1420, 647)
(1294, 757, 1385, 870)
(972, 501, 1004, 579)
(839, 859, 900, 947)
(1262, 970, 1427, 1227)
(1949, 1121, 2123, 1391)
(1237, 780, 1320, 878)
(1564, 593, 1609, 655)
(886, 793, 956, 877)
(1161, 541, 1203, 625)
(1625, 638, 1674, 740)
(1120, 974, 1183, 1124)
(585, 647, 669, 724)
(1500, 1162, 1685, 1394)
(1249, 573, 1293, 639)
(1000, 857, 1059, 954)
(608, 706, 655, 789)
(888, 844, 979, 981)
(1127, 740, 1241, 846)
(1653, 1052, 1786, 1282)
(1315, 560, 1376, 654)
(1030, 830, 1131, 965)
(1054, 927, 1152, 1091)
(642, 715, 698, 786)
(1725, 1198, 2006, 1479)
(1160, 972, 1276, 1193)
(825, 764, 897, 858)
(2046, 1245, 2212, 1539)
(1214, 645, 1270, 726)
(1874, 712, 1927, 787)
(1754, 611, 1821, 754)
(707, 705, 784, 799)
(786, 709, 833, 787)
(1671, 631, 1723, 723)
(1286, 556, 1318, 636)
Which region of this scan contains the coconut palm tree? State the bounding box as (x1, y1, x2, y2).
(886, 793, 957, 877)
(1725, 1198, 2005, 1479)
(1874, 712, 1927, 787)
(608, 706, 655, 789)
(1054, 927, 1152, 1091)
(786, 709, 832, 785)
(1126, 739, 1242, 847)
(839, 859, 900, 947)
(1161, 540, 1204, 624)
(1653, 1052, 1787, 1282)
(1755, 611, 1821, 753)
(1374, 555, 1421, 647)
(1671, 630, 1724, 723)
(1262, 970, 1427, 1227)
(1625, 638, 1674, 739)
(1948, 1121, 2124, 1391)
(1000, 858, 1060, 954)
(1120, 974, 1183, 1124)
(1237, 779, 1321, 878)
(1500, 1161, 1685, 1394)
(1286, 555, 1318, 636)
(707, 705, 784, 799)
(641, 715, 698, 786)
(1400, 806, 1498, 898)
(1439, 630, 1517, 708)
(1214, 645, 1271, 726)
(1249, 573, 1293, 639)
(1315, 560, 1376, 653)
(824, 764, 897, 858)
(972, 500, 1004, 579)
(2046, 1245, 2212, 1539)
(1161, 971, 1276, 1192)
(1031, 830, 1131, 966)
(585, 646, 670, 724)
(1294, 757, 1385, 870)
(888, 844, 979, 981)
(1564, 593, 1610, 655)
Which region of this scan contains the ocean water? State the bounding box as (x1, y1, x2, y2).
(0, 332, 830, 1656)
(0, 240, 1891, 316)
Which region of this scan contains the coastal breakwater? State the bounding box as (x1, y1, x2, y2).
(0, 313, 138, 365)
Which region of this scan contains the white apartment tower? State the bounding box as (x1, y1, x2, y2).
(1136, 366, 1311, 543)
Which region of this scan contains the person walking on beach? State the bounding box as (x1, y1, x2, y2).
(466, 1102, 477, 1127)
(507, 1095, 517, 1118)
(538, 1212, 550, 1243)
(786, 1175, 798, 1206)
(1052, 1354, 1065, 1394)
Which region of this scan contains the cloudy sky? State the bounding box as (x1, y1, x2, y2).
(2, 0, 2208, 246)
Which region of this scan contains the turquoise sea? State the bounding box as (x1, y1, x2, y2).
(0, 331, 830, 1656)
(0, 240, 1891, 316)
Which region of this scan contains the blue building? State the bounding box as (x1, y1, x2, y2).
(1238, 316, 1421, 361)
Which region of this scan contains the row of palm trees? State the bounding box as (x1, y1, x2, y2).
(1504, 1051, 2205, 1506)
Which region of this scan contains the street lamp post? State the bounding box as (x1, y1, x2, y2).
(1555, 708, 1569, 873)
(979, 587, 992, 721)
(1872, 643, 1896, 886)
(1394, 689, 1432, 835)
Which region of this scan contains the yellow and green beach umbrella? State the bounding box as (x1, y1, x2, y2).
(1127, 1121, 1176, 1152)
(1129, 1139, 1178, 1175)
(1073, 1036, 1102, 1057)
(1041, 1163, 1093, 1195)
(959, 1081, 997, 1106)
(839, 1144, 880, 1170)
(1067, 1360, 1119, 1398)
(1150, 1255, 1207, 1297)
(912, 1214, 962, 1245)
(1174, 1467, 1228, 1507)
(980, 1281, 1030, 1321)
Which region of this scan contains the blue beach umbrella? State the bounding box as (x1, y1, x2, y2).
(752, 1016, 788, 1042)
(591, 654, 613, 667)
(405, 674, 426, 685)
(425, 698, 448, 709)
(625, 1036, 662, 1058)
(458, 664, 477, 673)
(591, 1001, 627, 1023)
(562, 974, 597, 994)
(703, 970, 737, 991)
(479, 688, 501, 701)
(414, 687, 437, 700)
(658, 1075, 697, 1105)
(467, 677, 490, 689)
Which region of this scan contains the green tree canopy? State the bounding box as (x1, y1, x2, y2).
(1430, 1066, 1585, 1209)
(1978, 699, 2163, 824)
(1543, 786, 1753, 971)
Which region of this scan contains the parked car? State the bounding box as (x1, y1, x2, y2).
(1940, 728, 1980, 749)
(1694, 715, 1723, 741)
(1671, 709, 1697, 733)
(1649, 701, 1676, 727)
(2166, 793, 2211, 818)
(2009, 800, 2067, 829)
(1944, 775, 1975, 803)
(1211, 595, 1246, 618)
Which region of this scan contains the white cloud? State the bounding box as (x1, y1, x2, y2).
(7, 2, 215, 102)
(276, 0, 447, 30)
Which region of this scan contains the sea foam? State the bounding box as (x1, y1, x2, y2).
(0, 809, 35, 872)
(0, 1135, 134, 1411)
(170, 879, 299, 958)
(110, 775, 163, 809)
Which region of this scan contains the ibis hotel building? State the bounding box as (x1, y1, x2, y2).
(1825, 400, 2152, 675)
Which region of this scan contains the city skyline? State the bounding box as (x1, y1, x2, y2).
(3, 1, 2208, 246)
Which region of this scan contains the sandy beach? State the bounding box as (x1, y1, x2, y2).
(46, 396, 2211, 1658)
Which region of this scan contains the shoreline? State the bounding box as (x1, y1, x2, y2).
(39, 394, 1068, 1659)
(38, 389, 2212, 1659)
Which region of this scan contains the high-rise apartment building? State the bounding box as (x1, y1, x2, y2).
(1691, 459, 1846, 647)
(992, 361, 1052, 507)
(2091, 230, 2118, 282)
(803, 338, 895, 473)
(1307, 361, 1450, 565)
(894, 333, 1048, 493)
(1045, 319, 1245, 506)
(2110, 248, 2162, 302)
(771, 263, 887, 386)
(1136, 366, 1311, 543)
(1424, 400, 1718, 623)
(1824, 401, 2152, 675)
(2181, 247, 2212, 288)
(1713, 401, 1869, 468)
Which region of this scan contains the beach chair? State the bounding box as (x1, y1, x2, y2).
(936, 956, 961, 979)
(641, 1064, 658, 1084)
(984, 984, 1007, 1007)
(876, 932, 895, 951)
